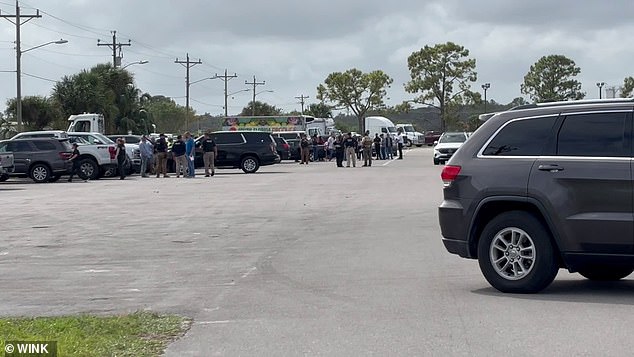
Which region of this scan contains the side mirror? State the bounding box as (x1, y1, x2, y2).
(433, 141, 438, 146)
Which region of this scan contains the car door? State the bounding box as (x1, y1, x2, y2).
(528, 111, 633, 254)
(5, 141, 34, 174)
(212, 133, 245, 166)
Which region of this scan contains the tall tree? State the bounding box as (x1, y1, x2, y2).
(5, 96, 62, 130)
(405, 42, 478, 131)
(620, 76, 634, 98)
(142, 95, 188, 134)
(317, 68, 393, 132)
(304, 103, 333, 118)
(240, 101, 283, 116)
(521, 55, 585, 102)
(0, 113, 17, 139)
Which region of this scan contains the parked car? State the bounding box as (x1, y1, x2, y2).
(439, 98, 634, 294)
(273, 136, 292, 160)
(190, 131, 280, 173)
(0, 138, 72, 183)
(106, 135, 142, 145)
(272, 131, 304, 161)
(0, 151, 15, 181)
(11, 130, 117, 180)
(69, 132, 140, 175)
(433, 132, 468, 165)
(424, 131, 442, 146)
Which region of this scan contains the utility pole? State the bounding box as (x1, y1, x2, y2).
(295, 94, 309, 115)
(213, 69, 237, 117)
(97, 30, 130, 68)
(0, 1, 41, 132)
(175, 53, 202, 130)
(245, 75, 265, 116)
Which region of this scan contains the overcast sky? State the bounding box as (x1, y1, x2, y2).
(1, 0, 633, 117)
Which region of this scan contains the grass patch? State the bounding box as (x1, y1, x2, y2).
(0, 311, 190, 357)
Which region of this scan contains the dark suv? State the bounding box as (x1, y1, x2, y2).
(439, 99, 634, 293)
(193, 131, 280, 173)
(0, 138, 72, 183)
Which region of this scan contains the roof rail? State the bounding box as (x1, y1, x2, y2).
(478, 112, 498, 121)
(511, 98, 634, 111)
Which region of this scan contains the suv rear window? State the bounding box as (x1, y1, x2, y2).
(242, 132, 273, 143)
(278, 133, 300, 140)
(483, 117, 554, 156)
(32, 140, 57, 151)
(556, 112, 629, 157)
(213, 133, 245, 145)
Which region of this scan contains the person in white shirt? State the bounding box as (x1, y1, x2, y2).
(396, 128, 405, 159)
(327, 134, 335, 161)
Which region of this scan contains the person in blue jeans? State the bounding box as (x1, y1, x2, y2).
(184, 131, 196, 178)
(311, 134, 319, 162)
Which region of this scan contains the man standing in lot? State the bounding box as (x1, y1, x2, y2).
(139, 136, 153, 178)
(362, 131, 373, 167)
(184, 131, 196, 178)
(201, 132, 217, 177)
(334, 134, 344, 167)
(396, 128, 405, 160)
(327, 134, 335, 161)
(343, 133, 357, 168)
(155, 133, 169, 178)
(171, 135, 187, 178)
(67, 143, 81, 182)
(384, 133, 393, 160)
(299, 133, 310, 165)
(373, 133, 382, 160)
(311, 133, 319, 162)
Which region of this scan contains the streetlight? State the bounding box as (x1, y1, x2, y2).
(596, 82, 605, 99)
(224, 89, 250, 116)
(481, 83, 491, 113)
(16, 39, 68, 131)
(251, 90, 274, 116)
(121, 60, 148, 70)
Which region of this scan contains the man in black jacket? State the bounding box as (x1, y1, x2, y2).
(155, 134, 169, 178)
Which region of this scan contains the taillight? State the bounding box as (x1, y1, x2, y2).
(283, 143, 290, 150)
(59, 152, 72, 160)
(108, 146, 116, 159)
(441, 165, 461, 187)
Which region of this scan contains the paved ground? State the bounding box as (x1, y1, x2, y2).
(2, 147, 634, 356)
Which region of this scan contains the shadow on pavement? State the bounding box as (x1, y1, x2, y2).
(472, 278, 634, 305)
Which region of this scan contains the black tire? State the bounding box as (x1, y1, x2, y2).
(48, 174, 61, 183)
(433, 158, 440, 165)
(477, 211, 558, 293)
(29, 163, 51, 183)
(0, 173, 8, 182)
(415, 144, 423, 147)
(578, 266, 634, 281)
(240, 156, 259, 173)
(405, 139, 412, 148)
(78, 159, 99, 180)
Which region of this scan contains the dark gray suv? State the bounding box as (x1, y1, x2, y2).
(0, 138, 73, 183)
(439, 98, 634, 293)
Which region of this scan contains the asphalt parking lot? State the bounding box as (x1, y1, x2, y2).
(2, 146, 634, 356)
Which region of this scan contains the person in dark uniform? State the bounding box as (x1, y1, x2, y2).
(343, 133, 357, 168)
(299, 133, 310, 165)
(201, 133, 218, 177)
(373, 133, 382, 160)
(334, 135, 344, 167)
(115, 138, 127, 180)
(171, 135, 187, 177)
(67, 143, 81, 182)
(154, 134, 169, 178)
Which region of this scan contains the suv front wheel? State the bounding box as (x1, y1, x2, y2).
(240, 156, 260, 173)
(477, 211, 558, 293)
(30, 163, 51, 183)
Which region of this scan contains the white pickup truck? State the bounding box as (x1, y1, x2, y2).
(0, 152, 15, 181)
(10, 130, 117, 180)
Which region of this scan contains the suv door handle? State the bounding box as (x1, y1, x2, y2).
(538, 164, 564, 172)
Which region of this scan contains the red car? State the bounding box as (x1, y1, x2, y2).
(424, 131, 443, 146)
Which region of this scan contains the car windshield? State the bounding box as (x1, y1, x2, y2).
(403, 125, 415, 132)
(93, 133, 115, 144)
(387, 127, 397, 133)
(440, 133, 467, 143)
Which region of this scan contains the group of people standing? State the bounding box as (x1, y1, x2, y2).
(138, 131, 217, 178)
(299, 129, 405, 168)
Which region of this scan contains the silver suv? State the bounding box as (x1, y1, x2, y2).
(439, 98, 634, 293)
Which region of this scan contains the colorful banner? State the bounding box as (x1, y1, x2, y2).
(222, 116, 305, 132)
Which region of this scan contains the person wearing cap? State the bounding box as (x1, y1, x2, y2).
(139, 136, 153, 178)
(155, 133, 169, 178)
(67, 143, 81, 182)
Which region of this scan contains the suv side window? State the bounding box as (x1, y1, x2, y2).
(213, 133, 244, 145)
(32, 140, 57, 151)
(482, 117, 554, 156)
(557, 112, 629, 157)
(7, 141, 32, 152)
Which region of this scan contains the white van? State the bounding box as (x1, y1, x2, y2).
(364, 116, 397, 139)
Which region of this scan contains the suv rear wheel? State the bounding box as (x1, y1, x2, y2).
(0, 174, 8, 182)
(477, 211, 558, 293)
(240, 156, 259, 173)
(578, 266, 634, 281)
(30, 163, 51, 183)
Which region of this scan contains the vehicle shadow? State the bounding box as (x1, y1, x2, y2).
(472, 278, 634, 305)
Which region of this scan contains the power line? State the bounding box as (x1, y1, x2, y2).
(175, 53, 202, 129)
(212, 69, 238, 116)
(23, 72, 56, 82)
(245, 75, 265, 116)
(295, 94, 309, 114)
